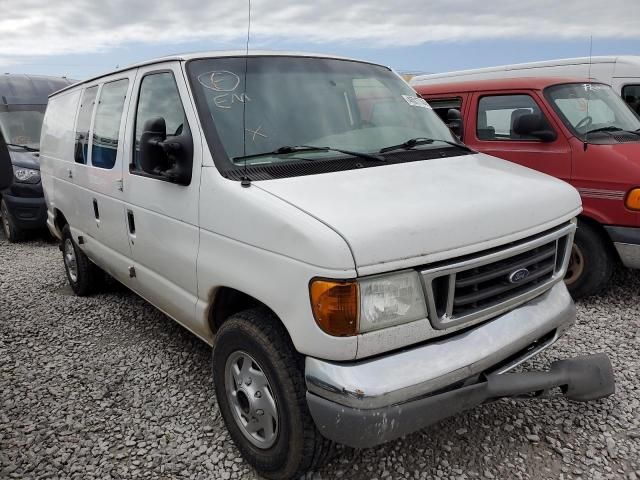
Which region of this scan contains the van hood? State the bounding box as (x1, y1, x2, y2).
(255, 153, 581, 274)
(8, 148, 40, 170)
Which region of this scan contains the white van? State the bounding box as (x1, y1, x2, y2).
(411, 56, 640, 115)
(40, 51, 614, 480)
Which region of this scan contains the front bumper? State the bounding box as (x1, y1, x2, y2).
(1, 190, 47, 230)
(305, 283, 615, 448)
(605, 225, 640, 269)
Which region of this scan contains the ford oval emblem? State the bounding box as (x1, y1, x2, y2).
(509, 268, 530, 284)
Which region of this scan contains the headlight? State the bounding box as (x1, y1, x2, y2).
(13, 166, 41, 184)
(359, 271, 427, 332)
(309, 271, 427, 336)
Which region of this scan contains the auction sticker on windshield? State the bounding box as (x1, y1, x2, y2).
(402, 95, 432, 108)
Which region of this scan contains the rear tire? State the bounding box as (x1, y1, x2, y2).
(212, 308, 334, 479)
(1, 198, 24, 243)
(564, 220, 614, 299)
(61, 225, 101, 296)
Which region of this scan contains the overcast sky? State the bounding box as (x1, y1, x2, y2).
(1, 0, 638, 79)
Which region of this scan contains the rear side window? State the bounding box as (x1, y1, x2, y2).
(74, 86, 98, 164)
(428, 97, 462, 122)
(91, 79, 129, 169)
(477, 94, 549, 141)
(622, 84, 640, 116)
(132, 72, 187, 171)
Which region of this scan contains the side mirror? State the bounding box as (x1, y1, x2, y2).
(0, 132, 13, 190)
(531, 129, 557, 142)
(513, 113, 557, 142)
(139, 117, 193, 185)
(447, 108, 464, 139)
(139, 117, 167, 175)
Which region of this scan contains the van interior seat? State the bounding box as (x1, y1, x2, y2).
(476, 110, 495, 140)
(510, 109, 533, 139)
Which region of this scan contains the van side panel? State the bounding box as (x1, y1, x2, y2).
(40, 89, 81, 234)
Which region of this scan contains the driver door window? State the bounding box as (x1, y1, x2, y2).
(477, 94, 550, 141)
(132, 72, 189, 176)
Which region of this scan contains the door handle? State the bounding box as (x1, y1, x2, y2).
(127, 209, 136, 236)
(92, 199, 100, 220)
(67, 169, 73, 179)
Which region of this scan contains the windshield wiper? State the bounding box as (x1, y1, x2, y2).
(585, 126, 623, 135)
(6, 143, 38, 152)
(233, 145, 385, 163)
(379, 137, 474, 154)
(585, 126, 640, 138)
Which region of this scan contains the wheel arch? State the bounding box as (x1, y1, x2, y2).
(206, 286, 296, 345)
(577, 213, 619, 261)
(52, 208, 69, 238)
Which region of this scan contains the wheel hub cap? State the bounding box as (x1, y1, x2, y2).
(63, 239, 79, 283)
(225, 351, 278, 449)
(564, 243, 585, 286)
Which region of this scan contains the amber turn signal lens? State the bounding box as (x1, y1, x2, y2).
(625, 188, 640, 211)
(309, 279, 359, 336)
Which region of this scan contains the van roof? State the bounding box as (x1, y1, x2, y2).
(410, 55, 640, 86)
(51, 50, 387, 97)
(413, 76, 603, 96)
(0, 73, 75, 105)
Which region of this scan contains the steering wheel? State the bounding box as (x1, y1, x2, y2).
(575, 116, 593, 131)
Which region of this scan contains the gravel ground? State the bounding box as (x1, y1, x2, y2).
(1, 233, 638, 480)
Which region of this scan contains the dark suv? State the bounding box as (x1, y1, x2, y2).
(0, 74, 74, 241)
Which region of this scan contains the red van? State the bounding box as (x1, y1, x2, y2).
(413, 77, 640, 298)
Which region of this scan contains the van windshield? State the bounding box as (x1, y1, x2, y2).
(187, 56, 457, 173)
(546, 83, 640, 139)
(0, 105, 45, 149)
(0, 105, 46, 150)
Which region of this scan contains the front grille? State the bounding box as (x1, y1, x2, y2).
(421, 222, 575, 331)
(453, 240, 556, 316)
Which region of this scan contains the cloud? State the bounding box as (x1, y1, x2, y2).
(0, 0, 638, 58)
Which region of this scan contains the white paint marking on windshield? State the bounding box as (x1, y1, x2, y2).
(198, 71, 241, 92)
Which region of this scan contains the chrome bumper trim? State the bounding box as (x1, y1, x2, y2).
(305, 282, 575, 409)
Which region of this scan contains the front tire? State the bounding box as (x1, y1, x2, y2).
(564, 220, 614, 299)
(61, 225, 101, 296)
(1, 198, 24, 243)
(213, 309, 333, 479)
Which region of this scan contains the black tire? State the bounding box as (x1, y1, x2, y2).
(213, 308, 334, 480)
(564, 220, 614, 299)
(61, 225, 101, 296)
(1, 198, 24, 243)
